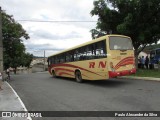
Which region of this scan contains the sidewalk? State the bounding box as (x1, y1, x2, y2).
(0, 82, 31, 120)
(118, 76, 160, 81)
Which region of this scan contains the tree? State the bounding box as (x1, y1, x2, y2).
(2, 10, 30, 72)
(91, 0, 160, 58)
(23, 53, 33, 68)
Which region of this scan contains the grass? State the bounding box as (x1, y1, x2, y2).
(130, 69, 160, 78)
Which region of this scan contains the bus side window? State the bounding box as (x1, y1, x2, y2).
(59, 54, 65, 63)
(79, 47, 85, 60)
(150, 51, 155, 59)
(95, 40, 107, 58)
(71, 51, 74, 62)
(66, 52, 72, 62)
(86, 44, 94, 60)
(156, 49, 160, 55)
(51, 57, 55, 64)
(55, 56, 59, 64)
(47, 58, 50, 66)
(74, 49, 79, 61)
(102, 41, 107, 57)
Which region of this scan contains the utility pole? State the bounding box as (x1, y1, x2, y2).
(0, 7, 3, 90)
(0, 7, 3, 72)
(44, 50, 45, 71)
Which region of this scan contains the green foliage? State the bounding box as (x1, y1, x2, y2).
(2, 10, 32, 70)
(130, 69, 160, 78)
(23, 53, 33, 68)
(91, 0, 160, 55)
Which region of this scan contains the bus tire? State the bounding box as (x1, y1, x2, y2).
(75, 71, 83, 83)
(52, 70, 56, 78)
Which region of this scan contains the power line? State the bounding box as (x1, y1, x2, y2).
(17, 20, 97, 23)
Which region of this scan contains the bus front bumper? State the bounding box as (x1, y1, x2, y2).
(108, 68, 136, 78)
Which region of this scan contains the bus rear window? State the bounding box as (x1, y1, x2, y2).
(109, 36, 133, 50)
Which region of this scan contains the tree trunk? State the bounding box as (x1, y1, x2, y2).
(134, 49, 139, 69)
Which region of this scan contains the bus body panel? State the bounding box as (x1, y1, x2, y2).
(106, 36, 136, 78)
(107, 50, 136, 78)
(49, 58, 109, 80)
(48, 35, 136, 81)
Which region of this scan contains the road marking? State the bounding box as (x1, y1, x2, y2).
(6, 82, 32, 120)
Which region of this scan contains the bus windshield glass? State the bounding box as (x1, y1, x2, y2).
(156, 49, 160, 55)
(150, 51, 155, 59)
(109, 36, 133, 50)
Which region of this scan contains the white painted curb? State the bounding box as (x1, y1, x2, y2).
(119, 76, 160, 81)
(6, 82, 32, 120)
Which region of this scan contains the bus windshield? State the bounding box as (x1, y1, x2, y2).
(109, 36, 133, 50)
(150, 51, 156, 59)
(156, 49, 160, 55)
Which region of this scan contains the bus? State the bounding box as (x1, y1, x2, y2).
(150, 48, 160, 69)
(47, 35, 136, 82)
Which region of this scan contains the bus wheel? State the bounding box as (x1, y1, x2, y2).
(75, 71, 83, 83)
(52, 70, 56, 78)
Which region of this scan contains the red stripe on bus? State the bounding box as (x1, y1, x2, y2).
(51, 63, 104, 77)
(114, 57, 134, 70)
(58, 72, 74, 77)
(54, 68, 74, 73)
(115, 61, 134, 70)
(114, 57, 134, 68)
(55, 68, 91, 78)
(114, 59, 134, 70)
(81, 74, 90, 79)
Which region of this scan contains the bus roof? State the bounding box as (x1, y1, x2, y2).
(48, 34, 130, 58)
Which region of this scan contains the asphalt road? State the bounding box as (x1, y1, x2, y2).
(9, 72, 160, 120)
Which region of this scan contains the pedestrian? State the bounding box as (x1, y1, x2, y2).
(6, 68, 10, 80)
(138, 57, 142, 68)
(145, 56, 149, 69)
(141, 56, 145, 69)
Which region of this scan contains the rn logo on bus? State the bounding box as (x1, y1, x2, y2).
(89, 61, 107, 68)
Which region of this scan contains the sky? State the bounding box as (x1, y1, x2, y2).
(1, 0, 98, 57)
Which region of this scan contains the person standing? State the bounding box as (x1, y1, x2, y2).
(145, 56, 149, 69)
(6, 68, 10, 80)
(141, 56, 145, 69)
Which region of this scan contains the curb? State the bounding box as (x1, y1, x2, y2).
(0, 82, 32, 120)
(118, 76, 160, 81)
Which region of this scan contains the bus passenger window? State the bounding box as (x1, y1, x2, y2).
(74, 50, 79, 61)
(59, 54, 65, 63)
(66, 52, 72, 62)
(48, 58, 50, 66)
(156, 49, 160, 55)
(55, 56, 60, 64)
(51, 57, 55, 64)
(95, 40, 107, 58)
(96, 49, 101, 55)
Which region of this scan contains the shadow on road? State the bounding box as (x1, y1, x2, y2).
(49, 76, 130, 87)
(84, 79, 130, 87)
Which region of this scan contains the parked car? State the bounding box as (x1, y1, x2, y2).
(149, 48, 160, 69)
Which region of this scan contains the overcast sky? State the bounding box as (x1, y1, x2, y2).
(1, 0, 98, 57)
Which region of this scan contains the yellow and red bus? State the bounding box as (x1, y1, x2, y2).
(48, 35, 136, 82)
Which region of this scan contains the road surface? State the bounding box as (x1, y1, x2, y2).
(8, 72, 160, 120)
